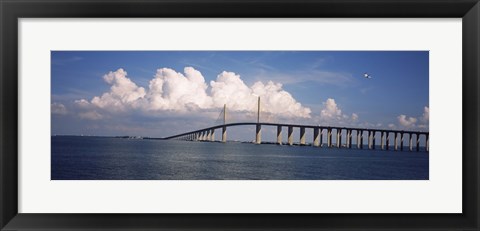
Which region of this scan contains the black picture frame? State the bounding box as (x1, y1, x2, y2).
(1, 0, 479, 230)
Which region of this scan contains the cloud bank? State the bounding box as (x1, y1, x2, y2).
(73, 67, 311, 120)
(51, 103, 68, 115)
(53, 67, 428, 135)
(396, 106, 429, 129)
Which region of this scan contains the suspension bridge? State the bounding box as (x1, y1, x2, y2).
(164, 98, 429, 152)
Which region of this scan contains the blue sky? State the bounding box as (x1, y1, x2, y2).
(51, 51, 429, 141)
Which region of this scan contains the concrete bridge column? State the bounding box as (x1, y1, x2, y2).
(320, 128, 323, 147)
(426, 134, 429, 152)
(380, 131, 385, 150)
(206, 130, 211, 141)
(372, 131, 376, 149)
(300, 127, 306, 145)
(394, 132, 398, 150)
(400, 132, 404, 151)
(327, 128, 332, 148)
(348, 129, 352, 148)
(336, 128, 342, 148)
(210, 129, 215, 142)
(345, 129, 350, 148)
(288, 126, 293, 145)
(255, 124, 262, 144)
(313, 127, 320, 147)
(277, 126, 282, 145)
(320, 129, 323, 147)
(357, 130, 362, 149)
(416, 133, 420, 152)
(222, 126, 227, 143)
(368, 131, 372, 149)
(386, 132, 390, 150)
(409, 133, 413, 151)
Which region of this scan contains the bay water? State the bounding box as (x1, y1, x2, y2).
(52, 136, 429, 180)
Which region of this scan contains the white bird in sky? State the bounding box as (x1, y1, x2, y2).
(364, 73, 372, 79)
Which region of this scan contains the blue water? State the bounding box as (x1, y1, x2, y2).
(51, 136, 429, 180)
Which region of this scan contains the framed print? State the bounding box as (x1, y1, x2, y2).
(1, 0, 479, 230)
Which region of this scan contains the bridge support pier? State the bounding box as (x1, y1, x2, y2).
(368, 131, 372, 149)
(288, 126, 293, 145)
(336, 129, 342, 148)
(409, 133, 413, 151)
(400, 132, 404, 151)
(222, 126, 227, 143)
(300, 127, 306, 145)
(386, 132, 390, 150)
(313, 127, 320, 147)
(255, 124, 262, 144)
(327, 128, 332, 148)
(277, 126, 282, 145)
(206, 130, 211, 141)
(356, 130, 360, 149)
(210, 129, 215, 142)
(348, 129, 352, 148)
(381, 132, 385, 150)
(416, 133, 420, 152)
(320, 129, 323, 147)
(394, 132, 398, 150)
(426, 134, 429, 152)
(345, 129, 350, 148)
(372, 131, 376, 149)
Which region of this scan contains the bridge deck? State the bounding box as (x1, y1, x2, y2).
(164, 122, 428, 140)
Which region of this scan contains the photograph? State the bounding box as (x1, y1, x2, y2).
(51, 51, 429, 180)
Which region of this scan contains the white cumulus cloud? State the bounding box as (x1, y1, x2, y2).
(422, 106, 429, 122)
(147, 67, 213, 111)
(317, 98, 359, 126)
(90, 69, 146, 111)
(320, 98, 343, 119)
(397, 115, 417, 128)
(396, 106, 429, 130)
(75, 67, 311, 120)
(210, 71, 256, 111)
(351, 113, 359, 122)
(51, 103, 68, 115)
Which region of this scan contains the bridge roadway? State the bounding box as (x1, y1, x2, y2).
(164, 122, 429, 152)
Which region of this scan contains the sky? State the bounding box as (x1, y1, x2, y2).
(51, 51, 429, 141)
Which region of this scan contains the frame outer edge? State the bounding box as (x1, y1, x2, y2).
(473, 2, 479, 229)
(0, 0, 4, 228)
(1, 0, 19, 230)
(463, 1, 480, 230)
(476, 3, 480, 228)
(1, 0, 480, 230)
